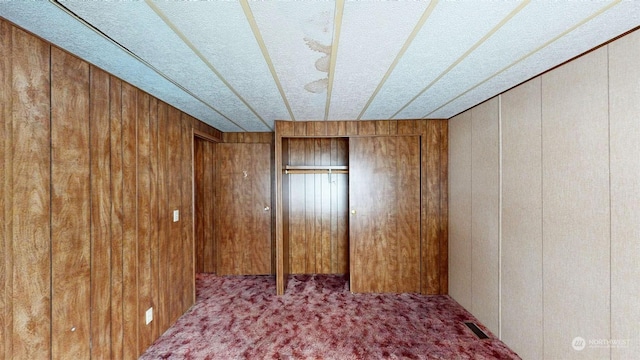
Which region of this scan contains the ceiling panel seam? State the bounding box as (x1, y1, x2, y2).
(145, 0, 272, 131)
(50, 0, 247, 132)
(390, 0, 531, 120)
(240, 0, 296, 122)
(325, 0, 345, 121)
(356, 0, 439, 121)
(422, 0, 621, 119)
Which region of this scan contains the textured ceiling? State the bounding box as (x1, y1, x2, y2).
(1, 0, 639, 132)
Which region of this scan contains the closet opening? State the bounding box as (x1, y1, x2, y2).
(281, 137, 351, 281)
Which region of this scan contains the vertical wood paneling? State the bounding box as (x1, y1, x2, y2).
(194, 137, 217, 273)
(216, 143, 272, 275)
(447, 111, 472, 309)
(166, 106, 183, 324)
(542, 47, 610, 359)
(89, 66, 112, 359)
(156, 101, 170, 333)
(609, 30, 640, 360)
(180, 115, 195, 310)
(0, 21, 11, 360)
(121, 82, 138, 360)
(349, 136, 420, 293)
(136, 90, 153, 354)
(501, 78, 543, 360)
(0, 20, 11, 360)
(276, 120, 447, 294)
(5, 25, 52, 360)
(285, 138, 349, 274)
(148, 97, 160, 342)
(2, 20, 218, 358)
(51, 47, 91, 359)
(395, 136, 421, 293)
(109, 75, 124, 360)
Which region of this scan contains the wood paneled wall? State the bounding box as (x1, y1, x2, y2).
(194, 137, 216, 273)
(0, 19, 221, 359)
(275, 120, 448, 295)
(284, 138, 349, 274)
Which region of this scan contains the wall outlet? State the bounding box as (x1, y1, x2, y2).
(173, 210, 179, 222)
(145, 307, 153, 325)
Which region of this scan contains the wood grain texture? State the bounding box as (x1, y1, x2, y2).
(216, 143, 272, 275)
(2, 19, 220, 358)
(6, 25, 52, 359)
(166, 106, 183, 325)
(51, 47, 91, 359)
(180, 114, 195, 311)
(285, 138, 349, 274)
(121, 81, 139, 360)
(155, 101, 169, 333)
(89, 66, 112, 359)
(109, 75, 125, 360)
(349, 136, 421, 293)
(194, 137, 217, 273)
(136, 90, 153, 354)
(0, 20, 13, 360)
(274, 120, 447, 295)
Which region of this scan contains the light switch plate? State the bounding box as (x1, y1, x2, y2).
(173, 210, 179, 222)
(145, 307, 153, 325)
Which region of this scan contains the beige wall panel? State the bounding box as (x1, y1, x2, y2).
(542, 47, 610, 359)
(609, 30, 640, 359)
(470, 97, 500, 335)
(447, 110, 472, 310)
(500, 79, 543, 359)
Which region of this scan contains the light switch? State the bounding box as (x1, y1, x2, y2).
(146, 307, 153, 325)
(173, 210, 179, 222)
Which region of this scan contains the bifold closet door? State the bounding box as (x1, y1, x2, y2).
(216, 143, 272, 275)
(349, 136, 421, 293)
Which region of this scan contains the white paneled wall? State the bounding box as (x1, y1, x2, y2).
(608, 29, 640, 360)
(448, 29, 640, 360)
(501, 78, 543, 360)
(448, 110, 472, 311)
(470, 98, 500, 335)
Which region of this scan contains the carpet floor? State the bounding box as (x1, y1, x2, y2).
(140, 274, 521, 359)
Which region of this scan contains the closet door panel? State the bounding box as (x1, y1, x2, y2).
(350, 136, 420, 293)
(216, 143, 272, 275)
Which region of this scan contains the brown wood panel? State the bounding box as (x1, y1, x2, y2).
(327, 121, 339, 136)
(136, 90, 153, 354)
(121, 82, 139, 360)
(108, 75, 124, 359)
(294, 121, 307, 136)
(6, 25, 52, 359)
(148, 96, 160, 343)
(166, 106, 183, 325)
(194, 137, 216, 273)
(285, 138, 349, 274)
(0, 20, 13, 360)
(180, 114, 194, 312)
(438, 121, 449, 294)
(156, 101, 170, 333)
(395, 136, 421, 293)
(375, 120, 391, 135)
(358, 120, 376, 135)
(277, 121, 294, 137)
(89, 66, 112, 359)
(349, 136, 421, 293)
(203, 141, 216, 272)
(216, 143, 272, 275)
(51, 47, 91, 359)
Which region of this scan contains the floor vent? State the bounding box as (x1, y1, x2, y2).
(464, 322, 489, 339)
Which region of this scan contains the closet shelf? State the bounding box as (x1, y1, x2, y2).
(284, 165, 349, 174)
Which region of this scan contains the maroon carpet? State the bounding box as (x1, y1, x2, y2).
(140, 274, 520, 359)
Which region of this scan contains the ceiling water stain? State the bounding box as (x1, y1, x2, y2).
(304, 78, 329, 94)
(303, 37, 331, 93)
